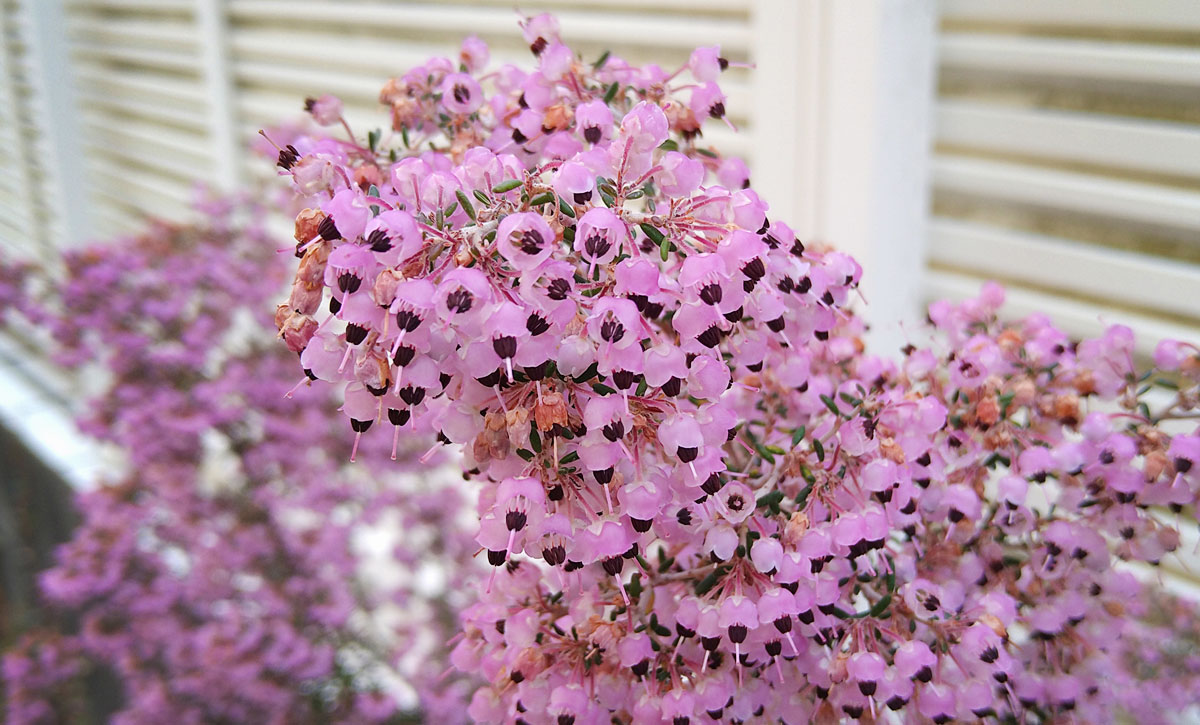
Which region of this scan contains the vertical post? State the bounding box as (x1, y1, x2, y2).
(196, 0, 240, 191)
(23, 0, 90, 247)
(820, 0, 938, 356)
(750, 0, 824, 235)
(750, 0, 938, 357)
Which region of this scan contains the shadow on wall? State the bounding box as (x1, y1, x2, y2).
(0, 424, 120, 721)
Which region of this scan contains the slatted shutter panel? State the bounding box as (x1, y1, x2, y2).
(0, 0, 56, 262)
(64, 0, 213, 237)
(928, 0, 1200, 357)
(227, 0, 754, 191)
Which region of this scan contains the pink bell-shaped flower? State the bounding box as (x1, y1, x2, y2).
(496, 211, 556, 271)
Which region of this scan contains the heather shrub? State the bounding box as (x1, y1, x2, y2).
(265, 14, 1200, 723)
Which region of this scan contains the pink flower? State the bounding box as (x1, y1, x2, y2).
(656, 150, 705, 196)
(552, 160, 595, 205)
(305, 94, 343, 125)
(688, 45, 726, 82)
(573, 206, 627, 269)
(575, 100, 613, 145)
(496, 211, 556, 270)
(459, 35, 489, 72)
(440, 73, 483, 115)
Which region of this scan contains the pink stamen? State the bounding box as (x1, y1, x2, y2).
(389, 329, 407, 357)
(285, 376, 308, 399)
(350, 430, 363, 462)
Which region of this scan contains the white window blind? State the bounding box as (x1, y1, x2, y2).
(928, 0, 1200, 357)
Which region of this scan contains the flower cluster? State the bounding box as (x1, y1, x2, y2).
(263, 14, 1200, 724)
(0, 197, 479, 724)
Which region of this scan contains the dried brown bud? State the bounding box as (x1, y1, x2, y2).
(535, 391, 568, 432)
(1054, 394, 1080, 425)
(996, 328, 1023, 353)
(979, 613, 1007, 640)
(1013, 378, 1036, 407)
(1144, 450, 1170, 482)
(542, 103, 572, 132)
(976, 394, 1000, 427)
(355, 164, 383, 191)
(371, 268, 405, 308)
(355, 351, 391, 392)
(294, 208, 325, 243)
(879, 436, 906, 464)
(783, 510, 810, 547)
(1072, 370, 1097, 396)
(505, 406, 530, 445)
(296, 241, 330, 287)
(378, 78, 408, 106)
(287, 282, 323, 316)
(278, 311, 318, 353)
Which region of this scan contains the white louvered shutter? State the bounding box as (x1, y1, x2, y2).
(0, 0, 57, 262)
(50, 0, 761, 241)
(928, 0, 1200, 357)
(64, 0, 215, 237)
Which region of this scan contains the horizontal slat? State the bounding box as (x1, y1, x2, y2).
(88, 203, 143, 240)
(81, 110, 209, 166)
(79, 89, 207, 132)
(943, 0, 1200, 32)
(70, 41, 200, 74)
(925, 269, 1197, 358)
(85, 138, 207, 182)
(87, 158, 196, 211)
(940, 33, 1200, 88)
(937, 101, 1200, 179)
(929, 218, 1200, 320)
(229, 2, 751, 51)
(68, 16, 196, 51)
(933, 155, 1200, 234)
(66, 0, 192, 11)
(74, 66, 207, 107)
